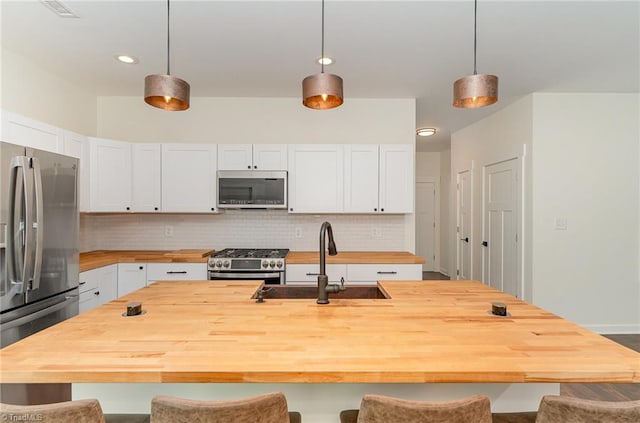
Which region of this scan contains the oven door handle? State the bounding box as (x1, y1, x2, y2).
(208, 272, 282, 279)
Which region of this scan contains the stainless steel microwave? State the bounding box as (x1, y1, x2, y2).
(217, 170, 287, 209)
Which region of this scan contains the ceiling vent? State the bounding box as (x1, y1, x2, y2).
(40, 0, 79, 18)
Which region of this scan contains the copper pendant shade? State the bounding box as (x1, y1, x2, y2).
(144, 0, 190, 111)
(452, 0, 498, 108)
(144, 74, 190, 111)
(302, 0, 343, 110)
(453, 73, 498, 108)
(302, 73, 343, 110)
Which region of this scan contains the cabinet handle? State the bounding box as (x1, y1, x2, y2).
(94, 291, 100, 295)
(305, 272, 321, 276)
(381, 208, 384, 212)
(166, 271, 187, 274)
(79, 281, 86, 285)
(139, 266, 144, 270)
(289, 208, 293, 211)
(377, 271, 397, 275)
(254, 165, 257, 169)
(154, 207, 158, 211)
(247, 165, 251, 169)
(126, 207, 130, 211)
(211, 207, 215, 211)
(374, 208, 377, 211)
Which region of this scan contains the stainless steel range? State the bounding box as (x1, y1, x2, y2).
(207, 248, 289, 285)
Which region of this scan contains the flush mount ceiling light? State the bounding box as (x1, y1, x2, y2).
(115, 55, 138, 64)
(302, 0, 343, 110)
(416, 128, 437, 137)
(144, 0, 190, 111)
(453, 0, 498, 108)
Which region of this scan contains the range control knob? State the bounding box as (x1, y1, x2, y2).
(262, 261, 269, 268)
(269, 260, 276, 268)
(215, 260, 222, 268)
(276, 260, 283, 268)
(223, 260, 230, 268)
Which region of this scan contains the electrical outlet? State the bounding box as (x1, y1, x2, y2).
(295, 228, 303, 238)
(164, 225, 174, 237)
(371, 227, 382, 238)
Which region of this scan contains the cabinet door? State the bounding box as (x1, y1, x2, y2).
(217, 144, 252, 170)
(346, 264, 422, 284)
(253, 144, 287, 170)
(117, 263, 147, 297)
(132, 143, 161, 212)
(379, 144, 414, 213)
(146, 263, 207, 284)
(97, 264, 118, 304)
(288, 145, 343, 213)
(162, 144, 218, 213)
(285, 264, 346, 285)
(1, 110, 62, 153)
(344, 144, 380, 213)
(89, 137, 132, 212)
(79, 289, 100, 313)
(63, 131, 89, 212)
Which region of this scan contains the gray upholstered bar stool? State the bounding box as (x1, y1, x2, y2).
(150, 391, 298, 423)
(0, 398, 105, 423)
(341, 393, 492, 423)
(535, 395, 640, 422)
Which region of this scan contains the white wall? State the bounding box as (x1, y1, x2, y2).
(97, 96, 415, 145)
(0, 47, 97, 136)
(531, 93, 639, 333)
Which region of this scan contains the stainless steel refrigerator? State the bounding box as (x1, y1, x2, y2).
(1, 141, 79, 404)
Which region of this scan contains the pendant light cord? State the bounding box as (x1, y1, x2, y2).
(473, 0, 477, 75)
(166, 0, 171, 76)
(321, 0, 325, 74)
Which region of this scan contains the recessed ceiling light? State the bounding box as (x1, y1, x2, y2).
(317, 57, 334, 65)
(416, 128, 437, 137)
(40, 0, 78, 18)
(115, 55, 139, 64)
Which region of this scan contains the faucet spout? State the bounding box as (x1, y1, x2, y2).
(317, 221, 344, 304)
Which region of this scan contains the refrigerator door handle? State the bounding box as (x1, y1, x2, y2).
(30, 157, 44, 291)
(7, 156, 32, 294)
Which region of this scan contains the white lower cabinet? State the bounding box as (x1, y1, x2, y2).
(117, 263, 147, 297)
(146, 263, 207, 285)
(285, 264, 346, 286)
(346, 264, 422, 284)
(79, 264, 118, 313)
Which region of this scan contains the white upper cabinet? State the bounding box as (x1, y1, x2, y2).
(1, 110, 63, 153)
(288, 144, 344, 213)
(218, 144, 287, 170)
(344, 144, 380, 213)
(89, 137, 132, 212)
(379, 144, 414, 213)
(132, 143, 162, 212)
(161, 143, 218, 213)
(62, 130, 89, 211)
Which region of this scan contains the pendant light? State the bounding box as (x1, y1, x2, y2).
(302, 0, 343, 110)
(144, 0, 190, 111)
(453, 0, 498, 108)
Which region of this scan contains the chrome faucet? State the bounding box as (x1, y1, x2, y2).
(317, 221, 345, 304)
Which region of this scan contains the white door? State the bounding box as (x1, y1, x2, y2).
(162, 144, 218, 213)
(252, 144, 287, 170)
(379, 144, 414, 213)
(457, 170, 472, 280)
(416, 181, 436, 271)
(344, 144, 379, 213)
(132, 143, 162, 212)
(482, 159, 519, 297)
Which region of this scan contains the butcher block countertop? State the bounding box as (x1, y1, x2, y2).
(286, 251, 425, 264)
(80, 250, 214, 272)
(1, 281, 638, 384)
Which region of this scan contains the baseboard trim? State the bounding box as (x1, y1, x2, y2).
(582, 324, 640, 334)
(439, 267, 449, 277)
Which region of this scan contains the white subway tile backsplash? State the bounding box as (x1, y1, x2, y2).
(80, 211, 407, 252)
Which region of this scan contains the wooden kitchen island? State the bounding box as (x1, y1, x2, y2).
(1, 281, 638, 420)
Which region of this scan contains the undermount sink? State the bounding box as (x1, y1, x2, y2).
(253, 285, 390, 300)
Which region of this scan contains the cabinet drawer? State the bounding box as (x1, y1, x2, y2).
(347, 264, 422, 282)
(118, 263, 147, 297)
(79, 289, 99, 313)
(146, 263, 207, 282)
(79, 269, 99, 293)
(286, 264, 346, 284)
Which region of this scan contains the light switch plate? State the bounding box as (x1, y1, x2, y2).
(554, 218, 568, 230)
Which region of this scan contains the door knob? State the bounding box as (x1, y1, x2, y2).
(460, 237, 469, 243)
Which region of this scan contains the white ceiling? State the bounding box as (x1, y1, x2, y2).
(2, 1, 638, 152)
